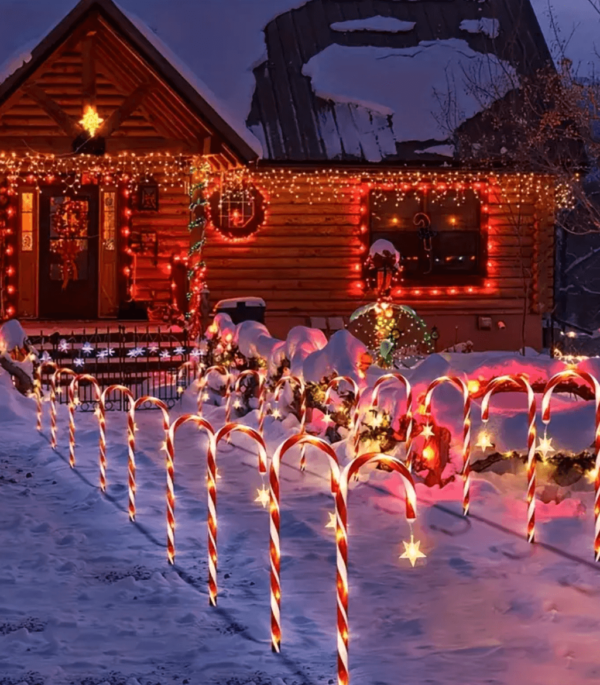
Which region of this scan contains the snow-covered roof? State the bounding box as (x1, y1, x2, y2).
(0, 0, 568, 164)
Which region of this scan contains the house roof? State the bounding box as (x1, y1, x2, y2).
(0, 0, 559, 164)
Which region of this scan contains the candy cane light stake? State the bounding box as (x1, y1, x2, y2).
(216, 423, 268, 475)
(542, 369, 600, 560)
(35, 361, 57, 434)
(269, 433, 340, 653)
(197, 365, 230, 414)
(49, 367, 76, 453)
(129, 396, 171, 523)
(481, 375, 537, 542)
(336, 453, 418, 685)
(424, 376, 471, 514)
(98, 385, 135, 493)
(68, 374, 102, 469)
(168, 415, 216, 585)
(225, 369, 265, 426)
(365, 373, 413, 464)
(273, 375, 308, 468)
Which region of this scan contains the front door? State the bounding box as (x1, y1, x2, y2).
(39, 186, 99, 319)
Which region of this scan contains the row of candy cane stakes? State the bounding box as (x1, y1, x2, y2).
(32, 363, 600, 685)
(33, 364, 415, 685)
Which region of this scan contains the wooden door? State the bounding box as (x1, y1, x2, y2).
(39, 186, 99, 319)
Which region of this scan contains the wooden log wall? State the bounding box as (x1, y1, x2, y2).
(131, 182, 189, 306)
(202, 173, 555, 320)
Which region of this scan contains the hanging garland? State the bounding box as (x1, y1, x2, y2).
(51, 198, 89, 289)
(186, 162, 210, 338)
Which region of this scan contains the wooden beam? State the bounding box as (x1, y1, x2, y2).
(23, 84, 81, 137)
(0, 136, 200, 154)
(81, 34, 97, 109)
(98, 83, 151, 138)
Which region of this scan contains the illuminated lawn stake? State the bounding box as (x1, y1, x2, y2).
(130, 396, 170, 523)
(273, 375, 308, 469)
(35, 361, 57, 434)
(168, 415, 216, 588)
(269, 433, 340, 653)
(197, 364, 230, 414)
(324, 375, 361, 456)
(48, 367, 77, 453)
(98, 384, 135, 493)
(225, 369, 265, 425)
(542, 369, 600, 560)
(481, 375, 537, 543)
(424, 376, 471, 514)
(68, 374, 102, 469)
(336, 453, 418, 685)
(366, 372, 413, 464)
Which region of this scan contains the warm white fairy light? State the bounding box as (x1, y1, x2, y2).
(254, 486, 269, 509)
(476, 431, 493, 450)
(399, 534, 426, 567)
(420, 424, 434, 439)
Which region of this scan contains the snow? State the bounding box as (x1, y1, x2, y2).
(460, 18, 501, 39)
(303, 329, 369, 384)
(302, 39, 518, 143)
(415, 143, 456, 157)
(235, 320, 271, 359)
(331, 16, 416, 33)
(0, 319, 28, 352)
(215, 296, 266, 309)
(369, 238, 400, 263)
(5, 346, 600, 683)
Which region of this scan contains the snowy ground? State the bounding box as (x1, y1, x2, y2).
(2, 363, 600, 685)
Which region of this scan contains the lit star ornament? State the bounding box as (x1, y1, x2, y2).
(79, 106, 104, 137)
(420, 424, 435, 439)
(476, 431, 493, 451)
(325, 512, 337, 529)
(254, 486, 270, 509)
(400, 535, 426, 567)
(537, 435, 555, 459)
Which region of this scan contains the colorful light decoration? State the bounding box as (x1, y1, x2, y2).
(541, 369, 600, 560)
(481, 376, 537, 543)
(99, 384, 134, 493)
(197, 364, 230, 414)
(365, 373, 413, 464)
(167, 414, 216, 591)
(424, 376, 472, 515)
(35, 361, 57, 434)
(336, 453, 418, 685)
(273, 375, 308, 469)
(68, 374, 102, 469)
(269, 433, 340, 653)
(130, 396, 170, 524)
(79, 106, 104, 138)
(50, 367, 76, 452)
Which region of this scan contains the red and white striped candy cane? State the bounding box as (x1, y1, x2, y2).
(269, 433, 340, 653)
(129, 396, 170, 523)
(35, 361, 57, 434)
(67, 374, 102, 469)
(424, 376, 471, 514)
(216, 423, 268, 475)
(197, 365, 230, 414)
(274, 375, 308, 468)
(481, 375, 537, 543)
(99, 385, 135, 493)
(225, 369, 265, 424)
(168, 415, 216, 583)
(50, 367, 76, 454)
(542, 369, 600, 560)
(175, 360, 197, 396)
(325, 377, 361, 455)
(336, 453, 417, 685)
(362, 373, 413, 464)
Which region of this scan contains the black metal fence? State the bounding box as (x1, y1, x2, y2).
(30, 325, 200, 411)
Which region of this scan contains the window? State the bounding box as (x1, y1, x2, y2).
(369, 188, 487, 285)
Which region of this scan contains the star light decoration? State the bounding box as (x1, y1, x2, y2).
(74, 358, 84, 368)
(476, 431, 494, 451)
(420, 424, 435, 439)
(537, 435, 555, 460)
(148, 344, 159, 354)
(325, 512, 337, 529)
(160, 350, 171, 360)
(174, 346, 186, 356)
(58, 339, 69, 352)
(190, 348, 202, 359)
(255, 486, 270, 509)
(41, 351, 52, 362)
(79, 106, 104, 137)
(81, 342, 94, 355)
(400, 534, 426, 567)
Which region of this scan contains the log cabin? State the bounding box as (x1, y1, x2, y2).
(0, 0, 557, 350)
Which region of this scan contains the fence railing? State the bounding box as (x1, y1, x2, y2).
(30, 325, 201, 410)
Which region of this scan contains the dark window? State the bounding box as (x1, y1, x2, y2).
(369, 189, 486, 285)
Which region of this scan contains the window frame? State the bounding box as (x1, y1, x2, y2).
(367, 187, 489, 287)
